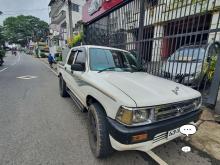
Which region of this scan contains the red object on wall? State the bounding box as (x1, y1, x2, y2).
(82, 0, 124, 24)
(161, 38, 170, 59)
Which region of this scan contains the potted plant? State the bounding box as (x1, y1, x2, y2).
(67, 32, 83, 48)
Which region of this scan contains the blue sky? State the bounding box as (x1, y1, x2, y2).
(0, 0, 51, 25)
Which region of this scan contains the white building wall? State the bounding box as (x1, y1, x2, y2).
(152, 25, 164, 62)
(209, 12, 220, 42)
(71, 0, 85, 27)
(145, 0, 216, 26)
(49, 0, 86, 51)
(141, 0, 220, 62)
(66, 0, 85, 39)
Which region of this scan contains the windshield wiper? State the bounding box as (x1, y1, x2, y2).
(98, 66, 142, 73)
(98, 67, 118, 73)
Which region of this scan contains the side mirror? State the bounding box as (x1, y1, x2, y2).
(71, 63, 85, 71)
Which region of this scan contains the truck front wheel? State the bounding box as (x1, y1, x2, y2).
(88, 103, 114, 158)
(59, 76, 69, 97)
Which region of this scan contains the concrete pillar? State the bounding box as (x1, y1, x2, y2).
(65, 0, 74, 40)
(66, 5, 71, 40)
(208, 12, 220, 42)
(151, 25, 164, 62)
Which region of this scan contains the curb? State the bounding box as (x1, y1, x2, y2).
(185, 107, 220, 160)
(38, 58, 58, 76)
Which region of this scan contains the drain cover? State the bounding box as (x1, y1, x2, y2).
(16, 75, 38, 80)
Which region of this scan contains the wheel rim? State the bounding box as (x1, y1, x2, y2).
(89, 112, 97, 152)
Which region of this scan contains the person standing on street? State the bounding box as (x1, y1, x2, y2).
(48, 53, 55, 68)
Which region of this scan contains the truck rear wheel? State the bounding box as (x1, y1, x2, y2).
(88, 103, 114, 158)
(59, 76, 69, 97)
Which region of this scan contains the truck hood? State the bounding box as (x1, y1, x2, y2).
(98, 72, 201, 107)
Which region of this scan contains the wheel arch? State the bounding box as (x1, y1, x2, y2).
(86, 95, 107, 116)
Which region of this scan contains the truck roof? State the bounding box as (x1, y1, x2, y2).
(72, 45, 130, 53)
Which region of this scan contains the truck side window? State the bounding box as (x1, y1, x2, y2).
(75, 51, 86, 65)
(67, 51, 77, 65)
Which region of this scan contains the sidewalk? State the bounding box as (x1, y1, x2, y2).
(185, 107, 220, 160)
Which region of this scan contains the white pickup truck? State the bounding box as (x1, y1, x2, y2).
(58, 45, 202, 158)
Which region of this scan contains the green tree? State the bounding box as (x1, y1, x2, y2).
(3, 15, 49, 46)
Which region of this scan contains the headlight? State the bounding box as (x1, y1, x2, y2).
(133, 109, 149, 123)
(115, 106, 133, 125)
(193, 97, 202, 109)
(116, 106, 153, 126)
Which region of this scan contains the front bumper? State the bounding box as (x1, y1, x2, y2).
(107, 109, 202, 145)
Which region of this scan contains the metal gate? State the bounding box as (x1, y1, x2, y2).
(84, 0, 220, 108)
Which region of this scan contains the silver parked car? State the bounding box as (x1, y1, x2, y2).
(162, 42, 220, 88)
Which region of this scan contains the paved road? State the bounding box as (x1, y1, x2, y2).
(0, 52, 219, 165)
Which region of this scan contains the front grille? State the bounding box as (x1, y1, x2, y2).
(153, 132, 167, 143)
(155, 100, 195, 121)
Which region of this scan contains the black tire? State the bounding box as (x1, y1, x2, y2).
(88, 103, 114, 158)
(59, 76, 69, 97)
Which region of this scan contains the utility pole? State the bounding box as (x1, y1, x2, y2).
(67, 0, 73, 38)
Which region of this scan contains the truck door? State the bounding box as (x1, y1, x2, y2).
(70, 48, 87, 102)
(64, 49, 77, 91)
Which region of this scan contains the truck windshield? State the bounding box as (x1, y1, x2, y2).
(89, 48, 140, 72)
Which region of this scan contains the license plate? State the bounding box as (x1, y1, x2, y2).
(167, 128, 180, 139)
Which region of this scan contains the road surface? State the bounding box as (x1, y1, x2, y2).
(0, 52, 219, 165)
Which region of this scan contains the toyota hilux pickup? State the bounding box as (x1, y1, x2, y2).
(57, 45, 202, 158)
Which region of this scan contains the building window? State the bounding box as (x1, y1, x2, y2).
(72, 3, 79, 12)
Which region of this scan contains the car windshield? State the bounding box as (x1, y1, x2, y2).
(89, 48, 140, 72)
(169, 47, 206, 62)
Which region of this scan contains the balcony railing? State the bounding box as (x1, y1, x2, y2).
(49, 0, 65, 18)
(51, 10, 66, 24)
